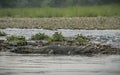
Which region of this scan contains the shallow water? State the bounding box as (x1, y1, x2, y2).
(0, 28, 120, 47)
(0, 52, 120, 75)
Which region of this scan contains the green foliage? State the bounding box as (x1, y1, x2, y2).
(0, 0, 120, 8)
(75, 34, 88, 43)
(6, 36, 27, 45)
(0, 0, 18, 8)
(46, 37, 53, 43)
(0, 4, 119, 17)
(52, 32, 64, 41)
(0, 31, 6, 36)
(31, 33, 49, 40)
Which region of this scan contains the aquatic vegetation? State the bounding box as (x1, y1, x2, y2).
(6, 36, 27, 45)
(52, 32, 65, 42)
(0, 31, 6, 36)
(30, 32, 88, 44)
(46, 37, 53, 43)
(75, 34, 88, 44)
(31, 33, 49, 40)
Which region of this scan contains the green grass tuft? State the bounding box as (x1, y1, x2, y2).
(31, 33, 49, 40)
(75, 34, 88, 44)
(52, 32, 65, 42)
(6, 36, 27, 45)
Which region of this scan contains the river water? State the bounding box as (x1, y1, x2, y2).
(0, 29, 120, 75)
(0, 53, 120, 75)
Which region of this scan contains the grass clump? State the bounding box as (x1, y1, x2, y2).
(52, 32, 65, 42)
(30, 32, 89, 45)
(6, 36, 27, 45)
(31, 32, 65, 42)
(0, 31, 6, 36)
(31, 33, 49, 40)
(75, 34, 88, 44)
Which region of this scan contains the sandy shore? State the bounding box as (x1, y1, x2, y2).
(0, 17, 120, 29)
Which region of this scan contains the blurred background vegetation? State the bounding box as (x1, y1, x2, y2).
(0, 0, 120, 8)
(0, 0, 120, 17)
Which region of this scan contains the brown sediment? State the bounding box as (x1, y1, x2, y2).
(1, 40, 120, 56)
(0, 17, 120, 29)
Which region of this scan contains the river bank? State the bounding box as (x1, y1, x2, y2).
(1, 41, 120, 56)
(0, 17, 120, 29)
(0, 29, 120, 56)
(1, 29, 120, 47)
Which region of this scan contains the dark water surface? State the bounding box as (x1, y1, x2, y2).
(0, 52, 120, 75)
